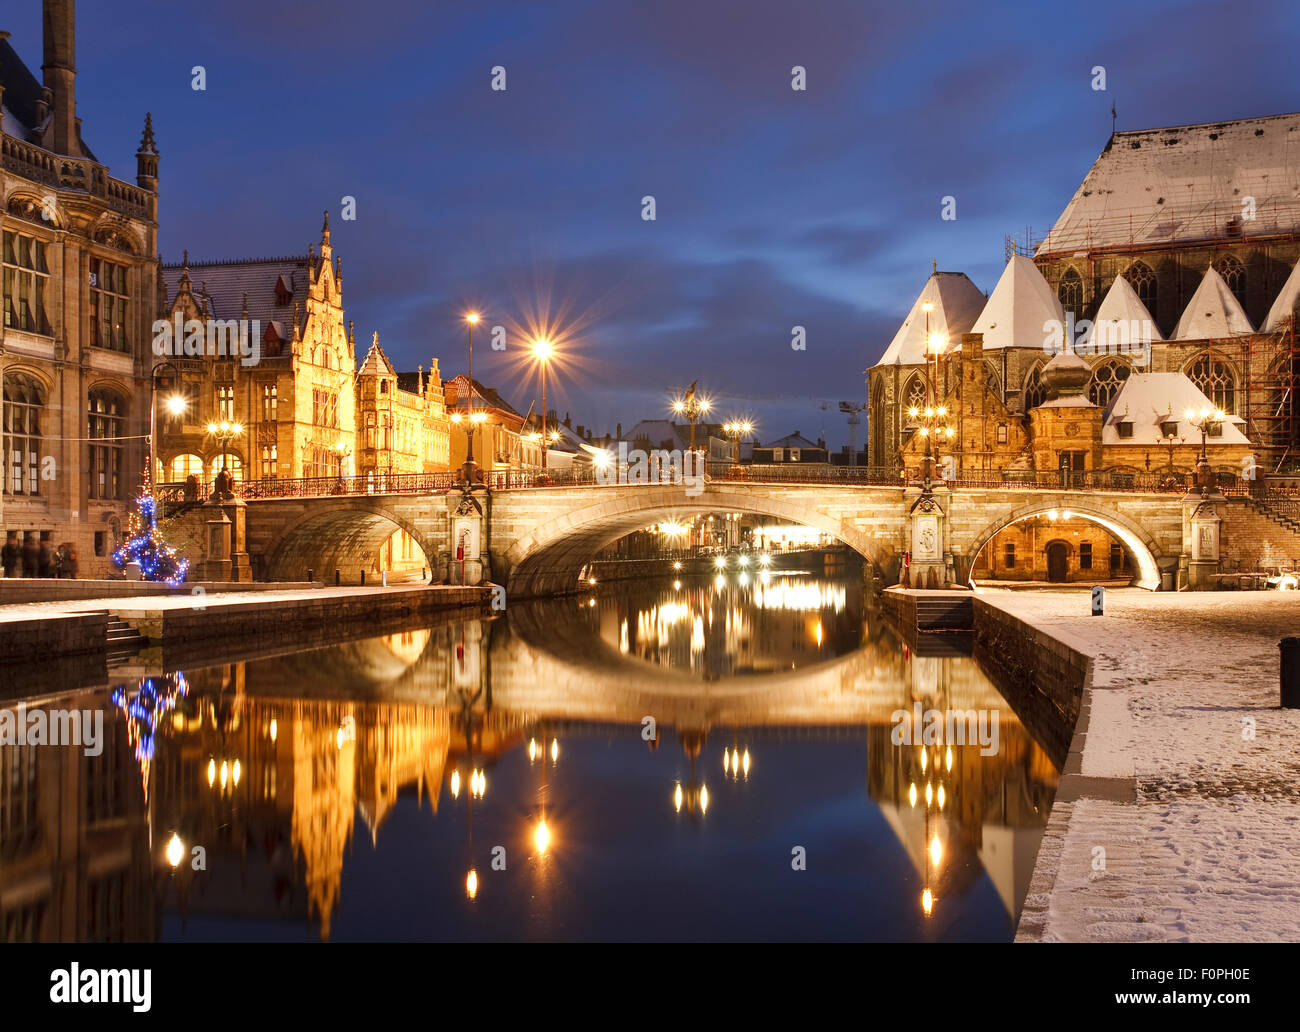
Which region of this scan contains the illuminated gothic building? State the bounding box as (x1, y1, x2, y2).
(869, 113, 1300, 482)
(1, 1, 160, 576)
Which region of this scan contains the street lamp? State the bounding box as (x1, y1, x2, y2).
(532, 338, 553, 474)
(672, 385, 712, 454)
(332, 441, 352, 481)
(1184, 406, 1225, 494)
(149, 362, 185, 491)
(205, 420, 244, 490)
(723, 420, 753, 476)
(461, 312, 481, 480)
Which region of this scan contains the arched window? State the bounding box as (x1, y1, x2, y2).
(166, 454, 205, 481)
(870, 379, 886, 467)
(903, 375, 927, 416)
(1058, 268, 1083, 314)
(1187, 352, 1237, 413)
(88, 388, 126, 500)
(1087, 359, 1131, 407)
(984, 363, 1002, 399)
(209, 453, 244, 483)
(1213, 255, 1246, 308)
(3, 372, 44, 495)
(1124, 262, 1158, 324)
(1023, 366, 1047, 410)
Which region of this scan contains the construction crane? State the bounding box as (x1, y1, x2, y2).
(839, 401, 867, 467)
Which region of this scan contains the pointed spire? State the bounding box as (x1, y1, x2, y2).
(178, 250, 192, 292)
(321, 209, 331, 243)
(138, 112, 158, 154)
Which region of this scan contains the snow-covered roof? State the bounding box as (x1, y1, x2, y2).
(1262, 259, 1300, 332)
(1172, 266, 1254, 339)
(1085, 274, 1163, 352)
(763, 432, 821, 449)
(873, 272, 986, 367)
(969, 255, 1064, 351)
(1038, 112, 1300, 255)
(1103, 372, 1250, 446)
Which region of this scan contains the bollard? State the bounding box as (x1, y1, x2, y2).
(360, 570, 366, 586)
(335, 569, 341, 586)
(1091, 584, 1105, 616)
(1282, 637, 1300, 708)
(307, 568, 314, 584)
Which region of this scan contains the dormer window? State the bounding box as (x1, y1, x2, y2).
(1208, 421, 1223, 438)
(1116, 420, 1133, 439)
(1160, 420, 1179, 438)
(274, 275, 292, 306)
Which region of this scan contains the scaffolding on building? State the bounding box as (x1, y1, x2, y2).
(1239, 318, 1299, 474)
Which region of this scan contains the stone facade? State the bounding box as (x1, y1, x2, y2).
(1, 5, 159, 577)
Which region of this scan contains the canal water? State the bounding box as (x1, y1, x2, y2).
(3, 564, 1061, 942)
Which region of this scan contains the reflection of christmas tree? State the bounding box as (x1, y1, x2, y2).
(113, 472, 190, 585)
(111, 671, 190, 799)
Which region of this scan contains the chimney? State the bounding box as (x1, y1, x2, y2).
(42, 0, 79, 156)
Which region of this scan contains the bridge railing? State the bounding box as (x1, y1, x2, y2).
(158, 465, 1255, 501)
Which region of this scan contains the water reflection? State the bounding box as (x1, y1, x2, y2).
(0, 574, 1060, 942)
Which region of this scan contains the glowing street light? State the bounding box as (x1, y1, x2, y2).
(532, 338, 555, 473)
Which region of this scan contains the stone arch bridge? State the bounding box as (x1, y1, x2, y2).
(228, 479, 1197, 598)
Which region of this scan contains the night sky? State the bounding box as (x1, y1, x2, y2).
(6, 0, 1298, 446)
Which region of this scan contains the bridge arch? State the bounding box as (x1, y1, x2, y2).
(261, 501, 439, 583)
(964, 498, 1164, 590)
(501, 484, 897, 598)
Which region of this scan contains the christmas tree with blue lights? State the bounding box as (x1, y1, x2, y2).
(113, 472, 190, 585)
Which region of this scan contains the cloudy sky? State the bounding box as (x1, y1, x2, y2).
(7, 0, 1297, 446)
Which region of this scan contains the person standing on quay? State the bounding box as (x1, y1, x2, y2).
(1, 533, 19, 577)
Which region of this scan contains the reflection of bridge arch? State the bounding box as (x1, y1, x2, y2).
(964, 498, 1164, 590)
(262, 501, 438, 582)
(500, 484, 897, 598)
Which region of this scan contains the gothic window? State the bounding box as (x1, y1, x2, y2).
(216, 386, 235, 420)
(1087, 360, 1131, 407)
(1058, 268, 1083, 314)
(262, 384, 277, 422)
(870, 379, 886, 466)
(1023, 366, 1047, 410)
(1213, 255, 1246, 308)
(89, 258, 130, 352)
(2, 231, 51, 336)
(1124, 262, 1158, 324)
(984, 363, 1002, 399)
(904, 375, 927, 415)
(1187, 352, 1237, 413)
(88, 389, 125, 500)
(261, 445, 278, 478)
(2, 373, 44, 496)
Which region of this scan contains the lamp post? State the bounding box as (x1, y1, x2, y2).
(1184, 405, 1225, 495)
(723, 420, 753, 477)
(332, 441, 352, 484)
(915, 301, 951, 491)
(205, 420, 244, 493)
(462, 312, 480, 479)
(532, 338, 553, 474)
(672, 386, 711, 455)
(149, 362, 184, 494)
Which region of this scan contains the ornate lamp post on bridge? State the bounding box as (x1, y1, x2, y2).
(672, 383, 712, 457)
(205, 420, 244, 496)
(723, 420, 753, 479)
(1184, 405, 1225, 495)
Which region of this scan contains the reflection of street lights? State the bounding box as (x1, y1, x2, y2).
(1184, 406, 1224, 494)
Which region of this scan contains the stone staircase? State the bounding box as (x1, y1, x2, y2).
(1244, 494, 1300, 535)
(104, 613, 147, 663)
(912, 593, 974, 631)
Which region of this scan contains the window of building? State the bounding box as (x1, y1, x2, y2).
(1160, 420, 1178, 438)
(2, 373, 43, 496)
(214, 385, 234, 421)
(1124, 262, 1158, 324)
(261, 445, 278, 478)
(1208, 422, 1224, 438)
(1116, 420, 1134, 439)
(210, 454, 243, 483)
(996, 423, 1008, 444)
(1080, 542, 1092, 569)
(2, 231, 51, 335)
(1023, 366, 1047, 410)
(1058, 267, 1083, 313)
(1004, 542, 1015, 569)
(1087, 359, 1131, 407)
(379, 381, 389, 395)
(1187, 352, 1236, 413)
(167, 454, 204, 482)
(89, 257, 129, 352)
(904, 376, 927, 414)
(94, 531, 106, 557)
(1213, 255, 1246, 308)
(262, 384, 277, 422)
(88, 389, 125, 500)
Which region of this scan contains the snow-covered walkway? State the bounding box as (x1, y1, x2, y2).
(983, 589, 1300, 942)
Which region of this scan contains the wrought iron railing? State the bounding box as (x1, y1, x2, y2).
(156, 463, 1250, 501)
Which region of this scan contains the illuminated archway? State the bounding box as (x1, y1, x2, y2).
(965, 500, 1163, 590)
(262, 504, 437, 583)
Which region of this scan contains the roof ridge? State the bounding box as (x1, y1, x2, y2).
(1112, 111, 1300, 136)
(160, 255, 308, 268)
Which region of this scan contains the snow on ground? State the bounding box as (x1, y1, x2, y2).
(983, 588, 1300, 942)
